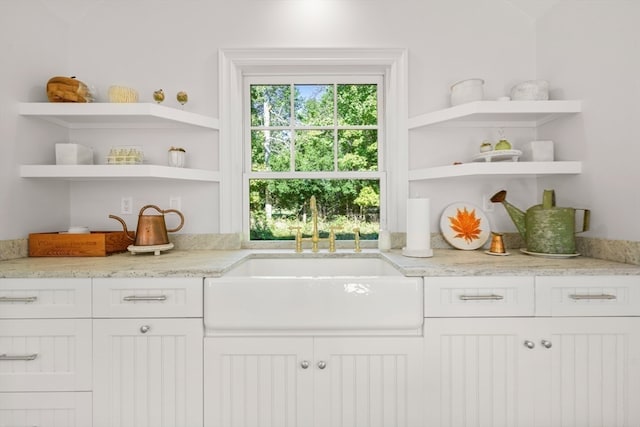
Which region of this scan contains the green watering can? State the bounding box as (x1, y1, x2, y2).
(491, 189, 590, 254)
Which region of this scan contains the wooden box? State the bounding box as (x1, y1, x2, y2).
(29, 231, 133, 257)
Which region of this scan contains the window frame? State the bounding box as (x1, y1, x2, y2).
(218, 48, 408, 242)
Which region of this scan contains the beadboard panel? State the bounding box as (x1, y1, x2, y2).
(0, 319, 92, 391)
(0, 392, 92, 427)
(0, 278, 91, 318)
(92, 318, 203, 427)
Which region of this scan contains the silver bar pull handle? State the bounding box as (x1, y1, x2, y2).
(459, 294, 504, 301)
(0, 296, 38, 303)
(123, 295, 168, 302)
(0, 353, 39, 361)
(569, 294, 616, 300)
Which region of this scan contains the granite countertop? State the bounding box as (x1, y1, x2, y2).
(0, 249, 639, 278)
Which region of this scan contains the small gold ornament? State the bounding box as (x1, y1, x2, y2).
(176, 91, 188, 106)
(153, 89, 165, 104)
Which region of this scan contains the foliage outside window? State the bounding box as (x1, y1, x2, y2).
(247, 81, 382, 241)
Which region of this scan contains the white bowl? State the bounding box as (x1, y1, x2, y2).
(450, 78, 484, 106)
(510, 80, 549, 101)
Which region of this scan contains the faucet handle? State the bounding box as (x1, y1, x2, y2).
(289, 226, 303, 253)
(328, 226, 342, 253)
(353, 227, 362, 253)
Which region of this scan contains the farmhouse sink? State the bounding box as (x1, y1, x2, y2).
(204, 256, 423, 334)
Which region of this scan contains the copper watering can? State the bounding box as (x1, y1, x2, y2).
(109, 205, 184, 246)
(491, 189, 590, 254)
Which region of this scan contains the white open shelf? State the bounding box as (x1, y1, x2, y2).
(20, 165, 221, 182)
(19, 102, 219, 130)
(408, 161, 582, 181)
(408, 100, 582, 129)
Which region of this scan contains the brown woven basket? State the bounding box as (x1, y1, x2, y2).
(46, 76, 92, 103)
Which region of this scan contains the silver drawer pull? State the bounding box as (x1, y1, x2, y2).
(123, 295, 167, 302)
(0, 296, 38, 303)
(569, 294, 616, 300)
(0, 353, 39, 361)
(459, 294, 504, 301)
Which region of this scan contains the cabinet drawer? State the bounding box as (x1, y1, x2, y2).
(536, 275, 640, 316)
(424, 276, 535, 317)
(0, 392, 92, 427)
(92, 277, 203, 318)
(0, 319, 92, 392)
(0, 278, 91, 318)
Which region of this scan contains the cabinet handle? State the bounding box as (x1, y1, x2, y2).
(541, 340, 552, 349)
(300, 360, 310, 369)
(0, 296, 38, 303)
(523, 340, 535, 349)
(140, 325, 151, 334)
(459, 294, 504, 301)
(569, 294, 616, 300)
(123, 295, 168, 302)
(317, 361, 327, 369)
(0, 353, 39, 361)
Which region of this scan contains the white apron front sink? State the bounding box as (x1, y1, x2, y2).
(204, 257, 423, 334)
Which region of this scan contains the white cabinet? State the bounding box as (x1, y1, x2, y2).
(0, 392, 92, 427)
(408, 100, 582, 181)
(91, 278, 204, 427)
(423, 275, 640, 427)
(204, 336, 423, 427)
(93, 318, 203, 427)
(0, 278, 93, 422)
(19, 102, 220, 182)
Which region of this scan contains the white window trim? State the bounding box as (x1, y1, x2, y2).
(218, 48, 408, 239)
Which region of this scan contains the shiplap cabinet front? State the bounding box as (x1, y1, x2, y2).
(204, 336, 422, 427)
(93, 318, 203, 427)
(424, 274, 640, 427)
(0, 391, 92, 427)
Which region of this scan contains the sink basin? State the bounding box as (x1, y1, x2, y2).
(204, 256, 423, 334)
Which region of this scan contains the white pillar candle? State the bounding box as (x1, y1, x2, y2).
(402, 198, 434, 257)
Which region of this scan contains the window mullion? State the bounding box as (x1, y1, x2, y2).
(290, 83, 296, 172)
(333, 83, 338, 172)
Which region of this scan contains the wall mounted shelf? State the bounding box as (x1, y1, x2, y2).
(20, 165, 221, 182)
(19, 103, 219, 130)
(408, 100, 582, 129)
(408, 161, 582, 181)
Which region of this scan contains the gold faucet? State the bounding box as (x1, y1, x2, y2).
(291, 196, 339, 253)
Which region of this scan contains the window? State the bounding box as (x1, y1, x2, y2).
(218, 48, 408, 240)
(245, 77, 383, 241)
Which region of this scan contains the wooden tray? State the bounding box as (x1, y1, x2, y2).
(29, 231, 133, 257)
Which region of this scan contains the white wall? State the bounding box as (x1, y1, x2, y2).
(536, 0, 640, 242)
(0, 2, 72, 240)
(2, 0, 636, 243)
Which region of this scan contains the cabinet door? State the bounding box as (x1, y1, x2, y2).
(204, 337, 314, 427)
(424, 318, 537, 427)
(0, 392, 92, 427)
(314, 337, 423, 427)
(0, 319, 92, 392)
(534, 317, 640, 427)
(93, 318, 203, 427)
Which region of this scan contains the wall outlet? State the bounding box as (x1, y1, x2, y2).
(482, 194, 494, 212)
(169, 196, 182, 211)
(121, 196, 133, 214)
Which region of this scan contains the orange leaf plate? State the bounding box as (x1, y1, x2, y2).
(440, 202, 490, 250)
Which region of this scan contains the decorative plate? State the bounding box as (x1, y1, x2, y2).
(520, 248, 580, 258)
(440, 202, 491, 250)
(471, 149, 522, 162)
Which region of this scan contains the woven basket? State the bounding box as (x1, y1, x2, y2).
(46, 76, 92, 103)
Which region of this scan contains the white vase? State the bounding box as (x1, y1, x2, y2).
(168, 150, 186, 167)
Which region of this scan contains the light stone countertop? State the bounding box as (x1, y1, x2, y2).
(0, 249, 639, 278)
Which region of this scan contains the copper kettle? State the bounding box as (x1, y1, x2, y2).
(109, 205, 184, 246)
